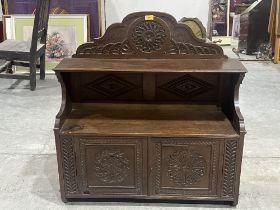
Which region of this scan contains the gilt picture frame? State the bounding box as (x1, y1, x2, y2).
(5, 0, 101, 40)
(6, 14, 89, 70)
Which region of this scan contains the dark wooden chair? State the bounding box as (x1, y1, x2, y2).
(0, 0, 51, 90)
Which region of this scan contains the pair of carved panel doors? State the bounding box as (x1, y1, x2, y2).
(61, 135, 238, 200)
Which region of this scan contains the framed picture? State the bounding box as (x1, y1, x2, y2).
(0, 1, 2, 18)
(2, 15, 11, 40)
(5, 0, 101, 40)
(1, 0, 8, 15)
(6, 14, 89, 70)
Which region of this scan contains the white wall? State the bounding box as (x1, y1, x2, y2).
(101, 0, 211, 34)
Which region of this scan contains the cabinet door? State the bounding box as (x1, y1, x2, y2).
(76, 136, 147, 197)
(148, 137, 221, 197)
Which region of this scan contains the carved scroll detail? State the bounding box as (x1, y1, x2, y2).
(168, 40, 223, 55)
(222, 140, 238, 197)
(76, 39, 223, 57)
(80, 40, 135, 56)
(62, 137, 78, 194)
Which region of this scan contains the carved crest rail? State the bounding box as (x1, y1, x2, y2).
(74, 12, 225, 59)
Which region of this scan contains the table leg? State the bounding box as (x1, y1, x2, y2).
(274, 37, 280, 64)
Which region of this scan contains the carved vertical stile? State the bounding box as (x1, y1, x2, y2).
(136, 141, 143, 194)
(211, 142, 218, 194)
(222, 140, 238, 197)
(154, 141, 162, 194)
(79, 140, 87, 192)
(62, 137, 78, 195)
(231, 73, 246, 205)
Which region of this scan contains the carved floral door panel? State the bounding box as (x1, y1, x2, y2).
(148, 137, 222, 197)
(75, 136, 147, 196)
(60, 135, 240, 199)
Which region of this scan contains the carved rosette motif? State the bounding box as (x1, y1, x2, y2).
(168, 149, 207, 186)
(222, 140, 238, 197)
(79, 138, 144, 195)
(62, 137, 78, 194)
(152, 139, 219, 196)
(95, 150, 130, 184)
(130, 20, 167, 53)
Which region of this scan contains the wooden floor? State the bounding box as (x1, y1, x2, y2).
(60, 103, 238, 138)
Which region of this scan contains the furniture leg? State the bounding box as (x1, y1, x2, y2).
(6, 62, 13, 74)
(231, 200, 238, 206)
(274, 37, 280, 64)
(30, 62, 37, 91)
(40, 54, 46, 80)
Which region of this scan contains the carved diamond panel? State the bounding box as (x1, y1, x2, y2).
(158, 74, 213, 98)
(86, 74, 138, 97)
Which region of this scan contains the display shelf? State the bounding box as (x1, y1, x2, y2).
(54, 58, 246, 73)
(60, 103, 238, 138)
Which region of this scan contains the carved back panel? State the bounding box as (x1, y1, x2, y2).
(73, 12, 225, 59)
(65, 72, 220, 104)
